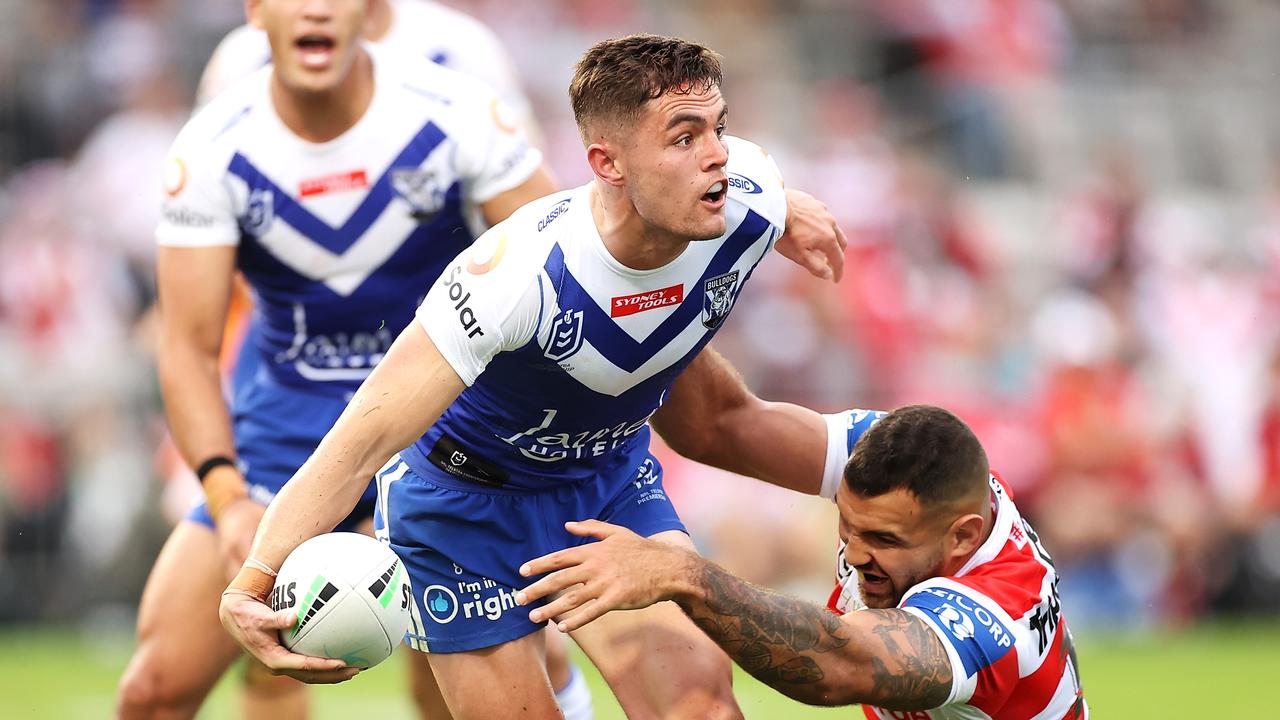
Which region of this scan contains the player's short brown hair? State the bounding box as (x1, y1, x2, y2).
(570, 33, 723, 141)
(844, 405, 990, 510)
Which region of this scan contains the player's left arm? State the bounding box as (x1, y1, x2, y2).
(519, 521, 953, 710)
(776, 188, 848, 282)
(651, 345, 827, 495)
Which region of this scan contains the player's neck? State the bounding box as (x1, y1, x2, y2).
(270, 49, 375, 144)
(590, 183, 690, 271)
(364, 0, 394, 41)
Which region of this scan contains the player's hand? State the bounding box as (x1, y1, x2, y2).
(776, 188, 848, 282)
(218, 591, 359, 684)
(215, 497, 266, 579)
(516, 520, 690, 632)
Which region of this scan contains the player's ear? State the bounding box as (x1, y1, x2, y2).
(586, 142, 625, 187)
(947, 512, 985, 560)
(245, 0, 264, 28)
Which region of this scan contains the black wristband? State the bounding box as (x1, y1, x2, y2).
(195, 456, 237, 483)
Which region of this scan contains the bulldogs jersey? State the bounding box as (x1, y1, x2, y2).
(823, 410, 1088, 719)
(157, 45, 540, 395)
(197, 0, 533, 130)
(408, 136, 786, 490)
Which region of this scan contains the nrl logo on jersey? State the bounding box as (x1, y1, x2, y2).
(701, 270, 739, 329)
(243, 188, 274, 236)
(392, 168, 446, 221)
(544, 308, 584, 362)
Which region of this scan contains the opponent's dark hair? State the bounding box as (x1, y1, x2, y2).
(570, 34, 723, 140)
(844, 405, 989, 508)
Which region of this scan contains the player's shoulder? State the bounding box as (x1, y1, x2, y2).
(494, 187, 583, 256)
(397, 0, 501, 42)
(171, 67, 269, 168)
(197, 24, 271, 106)
(376, 43, 501, 115)
(724, 135, 787, 229)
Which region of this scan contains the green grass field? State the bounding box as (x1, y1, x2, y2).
(0, 621, 1276, 717)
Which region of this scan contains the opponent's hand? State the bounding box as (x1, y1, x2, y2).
(776, 188, 848, 282)
(515, 520, 691, 632)
(218, 591, 359, 684)
(215, 497, 265, 579)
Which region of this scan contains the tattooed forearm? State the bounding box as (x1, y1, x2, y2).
(673, 560, 954, 710)
(861, 609, 952, 710)
(674, 559, 852, 704)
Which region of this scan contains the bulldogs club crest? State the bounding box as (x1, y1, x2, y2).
(701, 270, 739, 329)
(243, 188, 274, 236)
(392, 168, 446, 221)
(544, 308, 584, 362)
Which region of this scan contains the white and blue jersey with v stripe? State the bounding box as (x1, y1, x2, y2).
(413, 136, 787, 489)
(157, 44, 540, 394)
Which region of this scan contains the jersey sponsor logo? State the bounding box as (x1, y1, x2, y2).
(466, 233, 508, 275)
(392, 167, 447, 221)
(610, 284, 684, 317)
(702, 270, 739, 329)
(162, 203, 216, 228)
(425, 577, 518, 623)
(537, 199, 572, 232)
(423, 584, 459, 623)
(163, 157, 187, 197)
(490, 96, 519, 134)
(544, 308, 584, 361)
(869, 709, 932, 720)
(298, 169, 369, 198)
(726, 172, 762, 194)
(244, 188, 275, 236)
(501, 408, 654, 463)
(440, 265, 486, 338)
(907, 586, 1014, 677)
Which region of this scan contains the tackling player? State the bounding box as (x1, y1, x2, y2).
(217, 34, 843, 720)
(520, 399, 1090, 719)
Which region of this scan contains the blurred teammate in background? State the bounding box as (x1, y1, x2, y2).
(217, 33, 846, 720)
(115, 0, 558, 717)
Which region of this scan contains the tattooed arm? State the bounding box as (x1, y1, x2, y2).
(516, 520, 954, 710)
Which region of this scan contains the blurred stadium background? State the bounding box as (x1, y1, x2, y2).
(2, 0, 1279, 716)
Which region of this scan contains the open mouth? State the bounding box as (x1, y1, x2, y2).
(859, 570, 889, 588)
(295, 34, 336, 69)
(700, 179, 727, 207)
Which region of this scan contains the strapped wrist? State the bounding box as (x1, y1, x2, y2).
(226, 565, 275, 604)
(203, 463, 249, 521)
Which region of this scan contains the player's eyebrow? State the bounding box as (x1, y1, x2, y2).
(665, 104, 729, 131)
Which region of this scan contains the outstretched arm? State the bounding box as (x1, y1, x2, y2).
(518, 521, 953, 710)
(651, 346, 833, 496)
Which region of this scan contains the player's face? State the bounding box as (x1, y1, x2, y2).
(836, 484, 951, 609)
(621, 86, 729, 242)
(249, 0, 370, 94)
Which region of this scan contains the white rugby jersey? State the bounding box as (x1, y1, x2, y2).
(407, 136, 786, 489)
(196, 0, 533, 130)
(823, 411, 1088, 719)
(157, 45, 540, 394)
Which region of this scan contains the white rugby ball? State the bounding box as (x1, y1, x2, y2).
(270, 532, 413, 669)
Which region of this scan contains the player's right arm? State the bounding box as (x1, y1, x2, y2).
(220, 224, 544, 681)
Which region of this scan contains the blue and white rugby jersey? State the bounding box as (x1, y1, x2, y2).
(410, 136, 787, 489)
(197, 0, 533, 130)
(157, 44, 540, 395)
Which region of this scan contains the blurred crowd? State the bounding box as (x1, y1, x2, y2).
(2, 0, 1279, 633)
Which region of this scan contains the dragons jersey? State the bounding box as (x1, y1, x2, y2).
(196, 0, 533, 132)
(823, 409, 1088, 719)
(409, 135, 787, 490)
(157, 44, 541, 396)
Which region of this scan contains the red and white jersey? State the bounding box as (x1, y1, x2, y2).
(831, 474, 1088, 719)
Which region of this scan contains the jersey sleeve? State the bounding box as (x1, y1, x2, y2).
(450, 83, 543, 205)
(723, 135, 788, 233)
(898, 581, 1019, 708)
(155, 126, 240, 248)
(820, 408, 887, 499)
(195, 25, 271, 107)
(416, 225, 543, 385)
